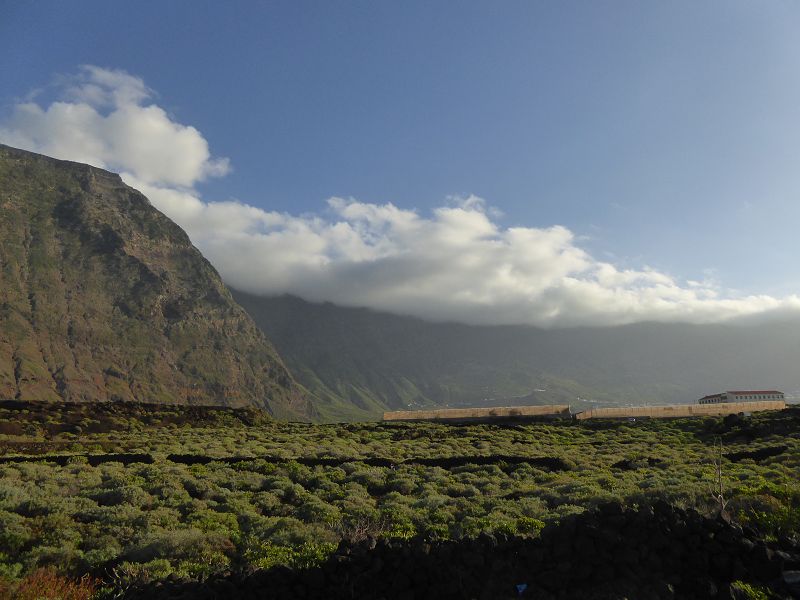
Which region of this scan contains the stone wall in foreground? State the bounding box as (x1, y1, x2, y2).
(122, 502, 800, 600)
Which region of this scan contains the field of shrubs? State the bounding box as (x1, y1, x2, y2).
(0, 400, 798, 596)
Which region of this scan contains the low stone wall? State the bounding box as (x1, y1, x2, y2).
(575, 400, 786, 420)
(383, 405, 571, 422)
(122, 502, 800, 599)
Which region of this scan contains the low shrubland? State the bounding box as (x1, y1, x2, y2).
(0, 401, 797, 594)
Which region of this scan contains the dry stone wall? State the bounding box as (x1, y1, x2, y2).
(121, 502, 800, 600)
(575, 401, 786, 420)
(383, 405, 571, 422)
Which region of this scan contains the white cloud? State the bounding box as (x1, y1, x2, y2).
(0, 65, 229, 187)
(3, 66, 800, 327)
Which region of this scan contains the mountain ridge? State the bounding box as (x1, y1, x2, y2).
(0, 144, 314, 419)
(232, 290, 800, 421)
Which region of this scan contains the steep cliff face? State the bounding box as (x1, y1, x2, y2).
(0, 144, 314, 419)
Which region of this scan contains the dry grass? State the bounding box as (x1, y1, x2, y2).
(0, 569, 97, 600)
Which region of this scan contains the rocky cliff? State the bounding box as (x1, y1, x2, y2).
(0, 144, 314, 419)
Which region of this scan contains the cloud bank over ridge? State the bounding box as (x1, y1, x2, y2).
(2, 66, 799, 327)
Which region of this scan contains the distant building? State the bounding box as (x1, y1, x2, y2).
(698, 390, 784, 405)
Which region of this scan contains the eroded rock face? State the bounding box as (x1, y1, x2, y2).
(0, 144, 314, 419)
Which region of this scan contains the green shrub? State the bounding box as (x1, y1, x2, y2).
(0, 510, 33, 555)
(112, 558, 173, 585)
(516, 517, 545, 536)
(124, 528, 234, 569)
(296, 498, 341, 525)
(730, 580, 772, 600)
(242, 541, 336, 570)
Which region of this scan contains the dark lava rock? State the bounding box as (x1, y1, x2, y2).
(119, 503, 799, 600)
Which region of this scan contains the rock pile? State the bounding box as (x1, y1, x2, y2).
(122, 502, 800, 599)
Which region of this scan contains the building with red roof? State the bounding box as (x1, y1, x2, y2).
(698, 390, 784, 405)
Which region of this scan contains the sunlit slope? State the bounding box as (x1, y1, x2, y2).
(0, 145, 313, 419)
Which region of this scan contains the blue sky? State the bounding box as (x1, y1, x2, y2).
(3, 1, 800, 326)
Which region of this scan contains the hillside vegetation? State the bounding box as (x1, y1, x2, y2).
(0, 145, 312, 419)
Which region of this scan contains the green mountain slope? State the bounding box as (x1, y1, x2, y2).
(233, 291, 800, 421)
(0, 145, 314, 419)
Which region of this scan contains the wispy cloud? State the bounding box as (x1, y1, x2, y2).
(3, 66, 799, 327)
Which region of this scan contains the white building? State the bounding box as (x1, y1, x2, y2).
(698, 390, 785, 405)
